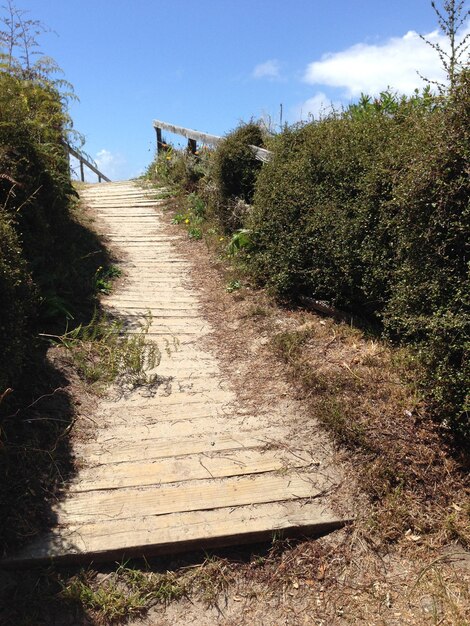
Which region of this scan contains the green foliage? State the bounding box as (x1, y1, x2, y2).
(0, 4, 109, 395)
(226, 279, 241, 292)
(227, 228, 252, 256)
(247, 79, 469, 442)
(171, 212, 187, 224)
(94, 264, 122, 294)
(187, 191, 206, 217)
(0, 209, 35, 391)
(210, 122, 264, 232)
(188, 226, 202, 240)
(147, 144, 209, 192)
(55, 312, 160, 390)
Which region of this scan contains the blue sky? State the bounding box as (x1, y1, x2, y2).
(5, 1, 469, 180)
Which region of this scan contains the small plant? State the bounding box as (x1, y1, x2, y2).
(226, 279, 241, 292)
(271, 328, 312, 362)
(188, 226, 202, 240)
(227, 228, 252, 256)
(53, 311, 160, 390)
(61, 570, 147, 621)
(94, 264, 122, 294)
(187, 192, 206, 217)
(171, 212, 187, 224)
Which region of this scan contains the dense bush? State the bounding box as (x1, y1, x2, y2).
(0, 68, 107, 393)
(145, 82, 468, 442)
(245, 78, 469, 442)
(209, 122, 264, 232)
(0, 210, 35, 391)
(382, 74, 469, 438)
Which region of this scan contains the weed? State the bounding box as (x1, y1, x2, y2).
(226, 279, 241, 292)
(443, 505, 470, 548)
(171, 212, 187, 224)
(227, 228, 252, 256)
(188, 226, 202, 240)
(271, 329, 312, 362)
(188, 556, 236, 607)
(51, 311, 160, 391)
(188, 192, 206, 217)
(94, 264, 122, 294)
(243, 304, 270, 318)
(61, 571, 147, 622)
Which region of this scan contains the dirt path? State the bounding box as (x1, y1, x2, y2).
(6, 181, 348, 565)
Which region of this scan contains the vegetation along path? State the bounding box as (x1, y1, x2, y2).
(6, 181, 349, 565)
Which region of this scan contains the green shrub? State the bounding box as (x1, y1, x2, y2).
(382, 73, 470, 441)
(0, 67, 109, 394)
(210, 122, 264, 232)
(247, 80, 469, 442)
(147, 145, 208, 192)
(0, 210, 35, 391)
(248, 107, 404, 309)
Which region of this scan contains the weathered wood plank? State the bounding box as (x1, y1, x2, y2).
(152, 119, 272, 162)
(91, 415, 281, 445)
(56, 472, 330, 523)
(77, 430, 288, 465)
(4, 501, 347, 565)
(153, 119, 224, 147)
(68, 448, 315, 492)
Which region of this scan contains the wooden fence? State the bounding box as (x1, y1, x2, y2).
(152, 120, 272, 163)
(67, 145, 111, 183)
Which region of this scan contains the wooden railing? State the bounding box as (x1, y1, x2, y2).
(152, 119, 272, 163)
(67, 145, 111, 183)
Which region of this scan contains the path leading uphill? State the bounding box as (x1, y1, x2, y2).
(7, 181, 348, 564)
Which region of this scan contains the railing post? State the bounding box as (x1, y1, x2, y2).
(80, 159, 85, 182)
(188, 138, 197, 154)
(156, 127, 163, 155)
(98, 174, 102, 183)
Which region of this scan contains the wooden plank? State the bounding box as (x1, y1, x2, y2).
(67, 448, 315, 492)
(152, 119, 272, 162)
(77, 430, 288, 465)
(55, 472, 330, 523)
(91, 415, 274, 444)
(3, 501, 347, 565)
(153, 119, 223, 147)
(98, 391, 233, 408)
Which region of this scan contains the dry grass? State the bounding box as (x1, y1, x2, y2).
(268, 317, 469, 548)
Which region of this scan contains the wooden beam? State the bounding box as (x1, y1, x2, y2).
(67, 144, 111, 183)
(155, 126, 163, 154)
(153, 119, 223, 147)
(152, 119, 273, 163)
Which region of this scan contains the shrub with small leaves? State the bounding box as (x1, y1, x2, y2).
(247, 79, 469, 443)
(210, 122, 264, 232)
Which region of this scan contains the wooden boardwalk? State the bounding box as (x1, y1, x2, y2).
(5, 182, 347, 565)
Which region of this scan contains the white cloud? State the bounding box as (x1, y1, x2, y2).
(69, 149, 129, 182)
(303, 26, 470, 97)
(294, 92, 342, 122)
(95, 149, 127, 181)
(252, 59, 281, 80)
